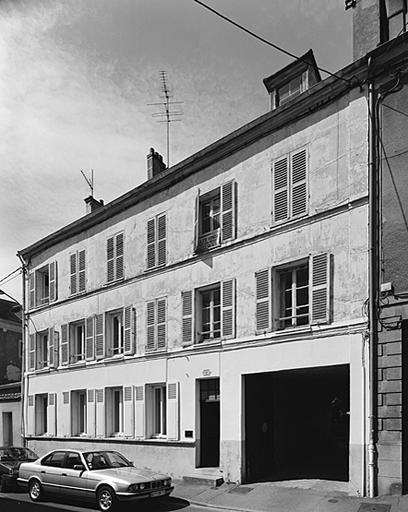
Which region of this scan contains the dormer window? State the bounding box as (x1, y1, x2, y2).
(263, 50, 321, 111)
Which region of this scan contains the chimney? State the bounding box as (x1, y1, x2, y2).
(147, 147, 166, 180)
(84, 196, 104, 214)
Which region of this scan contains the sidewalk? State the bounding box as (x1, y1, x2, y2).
(173, 479, 408, 512)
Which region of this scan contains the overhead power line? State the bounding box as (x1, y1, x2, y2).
(191, 0, 353, 85)
(383, 103, 408, 119)
(0, 267, 21, 286)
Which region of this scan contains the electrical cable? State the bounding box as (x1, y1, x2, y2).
(382, 103, 408, 119)
(191, 0, 354, 85)
(0, 267, 21, 285)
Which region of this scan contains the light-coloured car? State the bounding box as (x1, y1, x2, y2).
(18, 449, 173, 511)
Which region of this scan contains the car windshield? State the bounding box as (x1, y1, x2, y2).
(0, 447, 38, 461)
(83, 451, 132, 470)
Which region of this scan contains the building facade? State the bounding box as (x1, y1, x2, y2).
(0, 299, 22, 447)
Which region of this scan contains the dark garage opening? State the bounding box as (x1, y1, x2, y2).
(244, 364, 350, 483)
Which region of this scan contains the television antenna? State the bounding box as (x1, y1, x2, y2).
(148, 71, 183, 167)
(80, 169, 94, 197)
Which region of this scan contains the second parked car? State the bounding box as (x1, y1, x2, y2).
(18, 449, 173, 511)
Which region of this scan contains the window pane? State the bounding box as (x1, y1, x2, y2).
(296, 287, 309, 307)
(297, 266, 308, 286)
(389, 12, 405, 38)
(213, 306, 220, 322)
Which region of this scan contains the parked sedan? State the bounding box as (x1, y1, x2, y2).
(18, 449, 173, 511)
(0, 446, 38, 491)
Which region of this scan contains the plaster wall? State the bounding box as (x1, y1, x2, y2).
(0, 401, 22, 447)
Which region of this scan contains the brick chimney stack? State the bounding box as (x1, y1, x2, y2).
(84, 196, 104, 215)
(147, 147, 166, 180)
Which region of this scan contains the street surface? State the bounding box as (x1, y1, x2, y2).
(0, 491, 226, 512)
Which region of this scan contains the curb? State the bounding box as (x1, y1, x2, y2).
(174, 494, 262, 512)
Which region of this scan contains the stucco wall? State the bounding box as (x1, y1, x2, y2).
(0, 401, 22, 447)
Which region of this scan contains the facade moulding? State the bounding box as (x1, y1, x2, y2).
(24, 436, 195, 448)
(26, 195, 368, 318)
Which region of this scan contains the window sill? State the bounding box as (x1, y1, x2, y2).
(104, 353, 125, 363)
(68, 360, 86, 368)
(193, 339, 222, 349)
(145, 263, 166, 273)
(104, 277, 125, 286)
(150, 435, 168, 441)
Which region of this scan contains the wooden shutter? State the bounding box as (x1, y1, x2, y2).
(157, 214, 167, 266)
(273, 156, 289, 222)
(115, 233, 124, 280)
(182, 290, 194, 345)
(28, 334, 36, 370)
(310, 253, 331, 324)
(134, 385, 145, 439)
(221, 279, 235, 338)
(167, 382, 179, 440)
(78, 250, 86, 292)
(123, 386, 134, 437)
(60, 390, 70, 437)
(193, 189, 200, 253)
(47, 393, 56, 435)
(48, 327, 55, 368)
(255, 269, 271, 332)
(61, 324, 69, 365)
(70, 253, 77, 295)
(49, 261, 57, 302)
(107, 237, 115, 282)
(85, 316, 95, 360)
(87, 389, 96, 437)
(291, 149, 307, 217)
(124, 306, 135, 355)
(95, 388, 105, 437)
(29, 273, 35, 309)
(146, 301, 156, 351)
(221, 180, 236, 242)
(147, 218, 156, 269)
(157, 298, 167, 349)
(27, 395, 35, 436)
(95, 313, 105, 359)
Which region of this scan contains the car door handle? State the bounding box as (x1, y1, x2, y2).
(40, 470, 46, 474)
(61, 473, 67, 477)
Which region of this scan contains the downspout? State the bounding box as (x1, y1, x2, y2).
(17, 252, 28, 448)
(367, 58, 378, 498)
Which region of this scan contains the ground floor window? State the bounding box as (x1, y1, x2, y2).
(35, 393, 48, 435)
(146, 384, 166, 438)
(105, 387, 123, 436)
(71, 389, 87, 436)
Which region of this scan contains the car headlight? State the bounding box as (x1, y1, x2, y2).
(165, 479, 171, 487)
(128, 483, 145, 493)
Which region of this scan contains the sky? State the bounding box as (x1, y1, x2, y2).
(0, 0, 353, 302)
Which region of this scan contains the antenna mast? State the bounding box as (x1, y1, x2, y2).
(148, 71, 183, 167)
(80, 169, 94, 197)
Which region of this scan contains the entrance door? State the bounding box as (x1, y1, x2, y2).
(2, 412, 13, 446)
(199, 378, 220, 467)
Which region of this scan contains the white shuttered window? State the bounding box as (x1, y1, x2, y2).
(107, 233, 124, 283)
(145, 298, 167, 352)
(146, 213, 167, 269)
(70, 250, 86, 295)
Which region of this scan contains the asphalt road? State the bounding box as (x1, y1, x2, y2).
(0, 492, 221, 512)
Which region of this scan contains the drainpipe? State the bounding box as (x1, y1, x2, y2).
(17, 252, 28, 448)
(367, 62, 378, 498)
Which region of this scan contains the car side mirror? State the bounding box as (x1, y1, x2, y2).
(73, 464, 85, 471)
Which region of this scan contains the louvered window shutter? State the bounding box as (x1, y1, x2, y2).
(157, 214, 167, 266)
(124, 306, 135, 355)
(27, 395, 35, 436)
(157, 298, 167, 349)
(78, 250, 86, 292)
(147, 219, 156, 269)
(53, 330, 59, 367)
(123, 386, 134, 437)
(95, 313, 105, 359)
(167, 382, 179, 440)
(29, 273, 35, 309)
(291, 149, 307, 217)
(61, 324, 69, 365)
(48, 327, 55, 368)
(70, 253, 77, 295)
(146, 301, 156, 351)
(107, 237, 115, 282)
(273, 157, 289, 222)
(115, 233, 124, 280)
(95, 389, 105, 437)
(29, 334, 36, 370)
(47, 393, 56, 435)
(221, 279, 235, 338)
(221, 180, 236, 242)
(193, 189, 200, 253)
(182, 290, 194, 345)
(60, 390, 70, 437)
(310, 253, 331, 324)
(134, 385, 145, 439)
(87, 389, 96, 437)
(255, 269, 271, 332)
(85, 316, 95, 360)
(49, 261, 57, 302)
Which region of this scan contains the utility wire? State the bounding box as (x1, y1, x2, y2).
(383, 103, 408, 119)
(191, 0, 353, 85)
(0, 272, 21, 288)
(0, 267, 21, 286)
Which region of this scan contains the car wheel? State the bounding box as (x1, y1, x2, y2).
(97, 485, 117, 511)
(28, 479, 43, 502)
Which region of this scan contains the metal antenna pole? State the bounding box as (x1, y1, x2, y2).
(81, 169, 94, 197)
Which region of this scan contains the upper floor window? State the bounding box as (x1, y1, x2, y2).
(195, 180, 236, 253)
(69, 320, 85, 363)
(146, 298, 167, 352)
(272, 148, 308, 224)
(70, 250, 86, 295)
(106, 233, 124, 283)
(29, 261, 57, 309)
(274, 73, 307, 108)
(383, 0, 407, 39)
(181, 279, 235, 346)
(36, 331, 49, 370)
(255, 253, 331, 334)
(106, 309, 124, 356)
(28, 328, 58, 371)
(147, 213, 167, 270)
